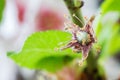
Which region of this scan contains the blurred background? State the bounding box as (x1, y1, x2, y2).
(0, 0, 120, 80)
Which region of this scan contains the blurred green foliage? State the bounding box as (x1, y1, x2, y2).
(95, 0, 120, 57)
(0, 0, 5, 22)
(102, 0, 120, 14)
(8, 31, 81, 72)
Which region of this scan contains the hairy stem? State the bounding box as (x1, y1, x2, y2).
(64, 0, 84, 27)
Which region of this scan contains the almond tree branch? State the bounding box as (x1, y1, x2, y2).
(63, 0, 105, 79)
(64, 0, 84, 27)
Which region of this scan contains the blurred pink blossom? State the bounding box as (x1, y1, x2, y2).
(15, 0, 26, 23)
(35, 7, 64, 31)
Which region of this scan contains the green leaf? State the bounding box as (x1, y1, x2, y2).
(102, 23, 120, 55)
(101, 0, 120, 14)
(95, 12, 120, 58)
(8, 30, 81, 72)
(0, 0, 5, 22)
(95, 0, 120, 57)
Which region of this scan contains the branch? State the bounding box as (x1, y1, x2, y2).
(64, 0, 84, 27)
(64, 0, 99, 75)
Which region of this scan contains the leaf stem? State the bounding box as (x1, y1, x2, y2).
(64, 0, 84, 27)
